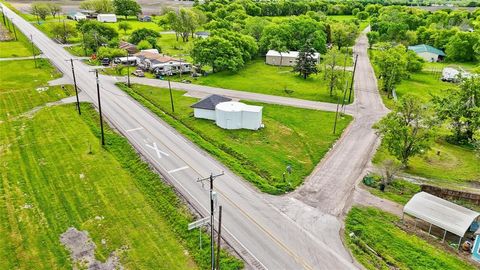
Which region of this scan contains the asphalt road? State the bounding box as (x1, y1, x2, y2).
(2, 4, 361, 269)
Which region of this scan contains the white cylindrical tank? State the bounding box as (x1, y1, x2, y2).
(215, 102, 245, 130)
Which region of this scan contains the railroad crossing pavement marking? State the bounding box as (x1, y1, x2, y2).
(167, 166, 189, 174)
(126, 127, 144, 132)
(145, 141, 170, 159)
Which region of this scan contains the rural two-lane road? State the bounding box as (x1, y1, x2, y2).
(3, 4, 387, 269)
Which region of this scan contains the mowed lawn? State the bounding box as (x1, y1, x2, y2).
(382, 71, 454, 109)
(193, 59, 350, 103)
(0, 57, 242, 269)
(373, 136, 480, 189)
(345, 207, 475, 270)
(0, 23, 35, 58)
(121, 83, 352, 194)
(0, 59, 73, 120)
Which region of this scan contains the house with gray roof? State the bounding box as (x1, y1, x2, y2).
(408, 44, 446, 62)
(191, 94, 232, 120)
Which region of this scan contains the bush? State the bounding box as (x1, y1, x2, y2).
(96, 47, 127, 59)
(137, 40, 152, 50)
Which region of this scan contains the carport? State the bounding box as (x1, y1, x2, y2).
(403, 192, 480, 246)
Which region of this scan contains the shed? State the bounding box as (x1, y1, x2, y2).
(194, 31, 210, 39)
(97, 14, 117, 23)
(266, 50, 320, 67)
(139, 15, 152, 22)
(215, 102, 263, 130)
(408, 44, 445, 62)
(403, 192, 479, 244)
(191, 94, 232, 120)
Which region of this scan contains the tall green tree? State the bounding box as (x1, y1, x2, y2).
(445, 32, 480, 62)
(293, 40, 318, 79)
(366, 31, 379, 49)
(375, 95, 434, 167)
(331, 22, 358, 50)
(191, 36, 243, 72)
(113, 0, 141, 19)
(50, 22, 77, 43)
(374, 44, 408, 97)
(31, 3, 50, 22)
(118, 21, 131, 34)
(433, 77, 480, 143)
(46, 3, 61, 18)
(165, 8, 201, 42)
(323, 48, 345, 96)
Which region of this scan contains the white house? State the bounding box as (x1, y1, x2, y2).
(265, 50, 320, 67)
(97, 14, 117, 23)
(191, 95, 263, 130)
(191, 95, 232, 120)
(408, 44, 445, 62)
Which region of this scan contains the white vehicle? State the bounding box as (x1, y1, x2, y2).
(73, 13, 87, 21)
(442, 67, 472, 82)
(97, 14, 117, 23)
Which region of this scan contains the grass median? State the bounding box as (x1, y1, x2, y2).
(118, 83, 352, 194)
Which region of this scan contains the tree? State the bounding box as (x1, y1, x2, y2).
(445, 32, 480, 62)
(96, 47, 127, 59)
(366, 31, 379, 49)
(113, 0, 141, 19)
(118, 21, 131, 34)
(165, 8, 201, 42)
(31, 3, 50, 22)
(374, 44, 408, 97)
(323, 48, 345, 96)
(356, 11, 369, 20)
(293, 40, 318, 79)
(433, 77, 480, 143)
(78, 20, 118, 51)
(128, 28, 160, 44)
(243, 16, 268, 41)
(50, 22, 77, 43)
(80, 0, 114, 13)
(137, 39, 152, 50)
(405, 50, 424, 73)
(191, 36, 244, 72)
(331, 22, 358, 50)
(375, 95, 434, 167)
(46, 3, 61, 18)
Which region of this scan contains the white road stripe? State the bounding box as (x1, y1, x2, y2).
(168, 166, 189, 174)
(126, 127, 144, 132)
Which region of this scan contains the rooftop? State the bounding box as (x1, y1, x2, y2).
(266, 50, 320, 59)
(408, 44, 446, 56)
(403, 192, 479, 237)
(191, 94, 232, 110)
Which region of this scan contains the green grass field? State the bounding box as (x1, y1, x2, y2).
(373, 136, 480, 189)
(345, 207, 476, 270)
(0, 56, 242, 269)
(192, 59, 351, 103)
(0, 20, 37, 58)
(120, 83, 352, 194)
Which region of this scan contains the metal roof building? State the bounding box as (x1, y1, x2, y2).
(408, 44, 446, 62)
(403, 192, 479, 244)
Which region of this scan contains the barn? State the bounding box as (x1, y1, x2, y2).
(408, 44, 445, 62)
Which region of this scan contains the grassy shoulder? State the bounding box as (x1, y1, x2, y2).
(0, 20, 38, 58)
(345, 206, 476, 270)
(0, 57, 242, 269)
(191, 59, 351, 103)
(119, 83, 352, 194)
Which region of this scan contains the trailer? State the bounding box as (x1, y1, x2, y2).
(97, 14, 117, 23)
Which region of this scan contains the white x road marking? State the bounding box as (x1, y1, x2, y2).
(145, 142, 170, 159)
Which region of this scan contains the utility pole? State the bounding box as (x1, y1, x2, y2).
(67, 59, 81, 115)
(91, 69, 105, 145)
(348, 54, 359, 103)
(197, 172, 224, 270)
(168, 79, 174, 113)
(126, 54, 131, 87)
(30, 35, 37, 68)
(216, 205, 223, 270)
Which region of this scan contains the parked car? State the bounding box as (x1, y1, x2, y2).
(101, 58, 111, 66)
(132, 69, 145, 77)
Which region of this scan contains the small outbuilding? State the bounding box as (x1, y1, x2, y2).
(408, 44, 445, 62)
(191, 95, 263, 130)
(139, 15, 152, 22)
(97, 14, 117, 23)
(194, 31, 210, 39)
(266, 50, 320, 67)
(191, 94, 232, 121)
(403, 192, 480, 245)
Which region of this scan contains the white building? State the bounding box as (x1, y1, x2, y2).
(265, 50, 320, 67)
(191, 95, 263, 130)
(97, 14, 117, 23)
(408, 44, 445, 62)
(134, 51, 192, 75)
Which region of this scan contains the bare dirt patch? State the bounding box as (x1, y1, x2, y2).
(60, 227, 125, 270)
